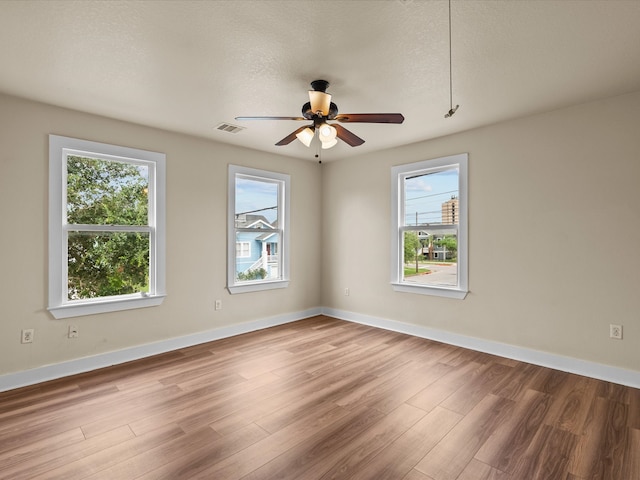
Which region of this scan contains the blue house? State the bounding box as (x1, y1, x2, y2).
(235, 214, 279, 280)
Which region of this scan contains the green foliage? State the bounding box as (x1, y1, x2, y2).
(67, 156, 148, 225)
(434, 235, 458, 259)
(403, 231, 420, 264)
(237, 268, 268, 281)
(66, 156, 150, 300)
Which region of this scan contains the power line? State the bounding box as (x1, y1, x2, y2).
(405, 208, 442, 217)
(405, 189, 458, 203)
(235, 206, 277, 216)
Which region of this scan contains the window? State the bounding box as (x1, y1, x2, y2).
(48, 135, 166, 319)
(391, 153, 468, 299)
(228, 165, 290, 294)
(236, 242, 251, 258)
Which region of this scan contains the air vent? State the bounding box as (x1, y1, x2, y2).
(215, 122, 245, 134)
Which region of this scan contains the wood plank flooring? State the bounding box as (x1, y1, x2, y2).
(1, 315, 638, 479)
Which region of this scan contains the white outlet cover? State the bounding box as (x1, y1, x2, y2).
(21, 329, 34, 343)
(609, 324, 623, 339)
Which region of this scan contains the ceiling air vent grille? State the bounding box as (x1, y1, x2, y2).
(215, 122, 245, 134)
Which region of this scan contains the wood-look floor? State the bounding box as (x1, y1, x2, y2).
(1, 316, 638, 480)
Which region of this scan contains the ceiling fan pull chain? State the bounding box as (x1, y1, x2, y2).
(445, 0, 460, 119)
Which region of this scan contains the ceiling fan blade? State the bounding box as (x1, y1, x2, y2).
(235, 116, 306, 121)
(334, 124, 365, 147)
(334, 113, 405, 124)
(275, 126, 310, 146)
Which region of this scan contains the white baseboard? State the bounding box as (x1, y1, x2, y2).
(322, 307, 640, 390)
(3, 306, 639, 393)
(0, 307, 322, 393)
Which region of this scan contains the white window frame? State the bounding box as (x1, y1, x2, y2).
(48, 135, 166, 319)
(228, 165, 290, 294)
(391, 153, 468, 299)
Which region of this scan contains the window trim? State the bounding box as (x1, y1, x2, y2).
(48, 135, 166, 319)
(227, 165, 290, 294)
(391, 153, 468, 299)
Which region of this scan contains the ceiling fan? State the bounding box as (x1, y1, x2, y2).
(235, 80, 404, 150)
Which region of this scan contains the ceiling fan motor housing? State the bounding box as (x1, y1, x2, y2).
(302, 101, 338, 120)
(310, 79, 329, 92)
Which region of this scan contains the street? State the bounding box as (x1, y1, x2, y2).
(404, 262, 457, 287)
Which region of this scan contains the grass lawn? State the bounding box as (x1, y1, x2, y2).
(404, 267, 431, 277)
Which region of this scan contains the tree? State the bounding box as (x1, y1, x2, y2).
(403, 231, 421, 272)
(434, 235, 458, 261)
(66, 156, 150, 299)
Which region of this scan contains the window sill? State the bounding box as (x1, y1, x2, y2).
(48, 294, 166, 319)
(227, 280, 289, 295)
(391, 282, 468, 299)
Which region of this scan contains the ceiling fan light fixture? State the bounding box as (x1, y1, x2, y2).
(309, 90, 331, 116)
(296, 127, 315, 147)
(321, 138, 338, 149)
(318, 123, 337, 142)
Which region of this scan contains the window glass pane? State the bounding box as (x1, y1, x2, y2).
(68, 231, 149, 300)
(235, 231, 280, 283)
(67, 156, 149, 226)
(404, 168, 459, 226)
(402, 229, 458, 287)
(403, 166, 460, 287)
(235, 176, 279, 227)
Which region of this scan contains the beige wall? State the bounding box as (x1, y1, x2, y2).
(2, 90, 639, 380)
(0, 93, 322, 375)
(321, 90, 640, 372)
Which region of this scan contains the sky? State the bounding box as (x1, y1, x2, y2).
(404, 168, 459, 226)
(235, 177, 279, 224)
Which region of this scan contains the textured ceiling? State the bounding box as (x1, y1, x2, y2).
(1, 0, 639, 162)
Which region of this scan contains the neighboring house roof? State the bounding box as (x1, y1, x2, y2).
(235, 214, 274, 229)
(235, 214, 278, 242)
(257, 231, 277, 241)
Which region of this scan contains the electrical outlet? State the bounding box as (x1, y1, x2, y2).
(21, 329, 34, 344)
(215, 299, 222, 311)
(344, 287, 350, 296)
(68, 325, 79, 338)
(610, 324, 623, 340)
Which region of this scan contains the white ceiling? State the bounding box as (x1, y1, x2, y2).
(1, 0, 639, 162)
